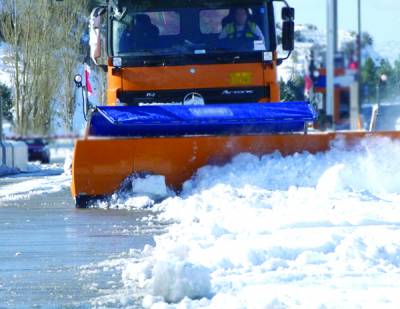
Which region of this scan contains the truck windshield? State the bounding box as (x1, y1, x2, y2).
(111, 1, 272, 57)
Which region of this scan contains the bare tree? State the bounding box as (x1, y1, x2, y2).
(0, 0, 23, 133)
(0, 0, 88, 135)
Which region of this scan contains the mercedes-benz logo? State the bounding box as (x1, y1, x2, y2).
(183, 92, 205, 105)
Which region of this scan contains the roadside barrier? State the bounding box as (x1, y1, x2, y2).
(0, 140, 28, 174)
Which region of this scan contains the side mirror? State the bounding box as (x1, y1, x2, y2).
(281, 7, 295, 51)
(89, 7, 106, 65)
(282, 7, 295, 21)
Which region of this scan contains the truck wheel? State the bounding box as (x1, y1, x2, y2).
(75, 195, 91, 209)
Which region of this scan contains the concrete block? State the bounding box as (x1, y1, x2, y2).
(0, 140, 28, 175)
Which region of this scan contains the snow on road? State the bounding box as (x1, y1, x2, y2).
(108, 137, 400, 308)
(0, 144, 73, 202)
(0, 164, 71, 202)
(2, 136, 400, 308)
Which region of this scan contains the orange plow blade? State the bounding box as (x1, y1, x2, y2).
(71, 131, 400, 207)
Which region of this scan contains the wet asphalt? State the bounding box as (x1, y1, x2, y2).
(0, 163, 156, 308)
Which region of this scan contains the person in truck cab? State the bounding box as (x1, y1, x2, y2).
(219, 8, 264, 42)
(120, 14, 159, 52)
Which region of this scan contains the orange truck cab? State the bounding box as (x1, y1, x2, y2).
(91, 0, 295, 106)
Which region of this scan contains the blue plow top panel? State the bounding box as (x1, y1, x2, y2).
(89, 102, 317, 137)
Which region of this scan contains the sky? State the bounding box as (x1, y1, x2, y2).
(289, 0, 400, 45)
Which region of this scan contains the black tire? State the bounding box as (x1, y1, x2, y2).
(75, 195, 91, 209)
(75, 195, 107, 208)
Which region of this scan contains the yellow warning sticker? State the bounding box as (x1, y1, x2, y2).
(229, 72, 253, 85)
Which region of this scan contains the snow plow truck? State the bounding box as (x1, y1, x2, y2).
(71, 0, 400, 207)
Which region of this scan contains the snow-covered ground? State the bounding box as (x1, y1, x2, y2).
(0, 142, 73, 202)
(0, 163, 70, 202)
(88, 137, 400, 308)
(1, 135, 400, 308)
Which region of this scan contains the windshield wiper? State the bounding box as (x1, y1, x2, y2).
(143, 59, 167, 66)
(132, 49, 161, 55)
(216, 54, 241, 64)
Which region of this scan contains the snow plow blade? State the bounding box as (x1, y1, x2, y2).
(71, 131, 400, 207)
(70, 102, 400, 207)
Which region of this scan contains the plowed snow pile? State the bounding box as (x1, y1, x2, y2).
(119, 137, 400, 308)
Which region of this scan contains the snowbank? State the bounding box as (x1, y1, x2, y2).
(117, 137, 400, 308)
(0, 159, 71, 202)
(0, 171, 70, 202)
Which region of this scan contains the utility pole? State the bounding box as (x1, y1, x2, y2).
(326, 0, 338, 129)
(349, 0, 362, 130)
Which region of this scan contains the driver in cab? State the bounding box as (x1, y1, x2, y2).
(219, 8, 264, 46)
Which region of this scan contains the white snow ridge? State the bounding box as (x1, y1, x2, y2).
(118, 137, 400, 309)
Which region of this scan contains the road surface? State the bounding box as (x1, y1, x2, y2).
(0, 164, 157, 308)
